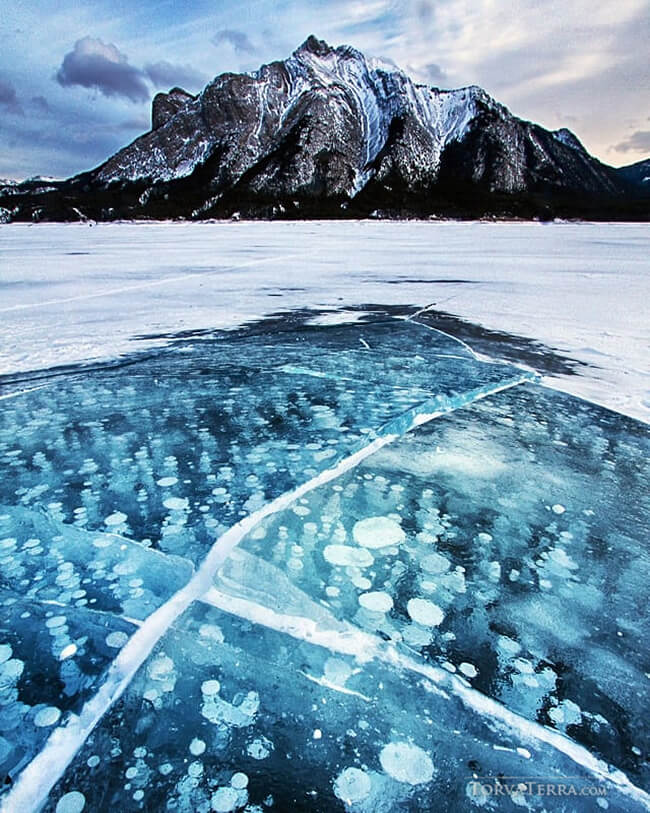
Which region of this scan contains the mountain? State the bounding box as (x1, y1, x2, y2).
(615, 158, 650, 197)
(1, 36, 648, 222)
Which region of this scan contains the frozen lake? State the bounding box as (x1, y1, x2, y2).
(1, 220, 648, 421)
(0, 220, 649, 812)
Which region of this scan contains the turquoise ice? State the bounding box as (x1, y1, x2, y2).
(0, 315, 647, 812)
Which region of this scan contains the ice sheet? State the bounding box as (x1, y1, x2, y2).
(0, 319, 530, 560)
(0, 318, 539, 809)
(0, 224, 648, 811)
(0, 221, 648, 421)
(0, 593, 137, 790)
(226, 382, 650, 791)
(40, 602, 649, 812)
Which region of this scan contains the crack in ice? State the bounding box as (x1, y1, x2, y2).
(0, 254, 300, 313)
(199, 588, 650, 810)
(0, 361, 536, 812)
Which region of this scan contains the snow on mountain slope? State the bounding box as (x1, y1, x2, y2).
(2, 37, 643, 221)
(95, 37, 492, 193)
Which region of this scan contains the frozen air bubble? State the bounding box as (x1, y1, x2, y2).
(402, 624, 433, 647)
(105, 631, 129, 648)
(0, 644, 12, 664)
(313, 729, 322, 740)
(1, 658, 24, 680)
(59, 643, 77, 660)
(199, 624, 224, 643)
(359, 591, 393, 613)
(513, 658, 534, 674)
(34, 706, 61, 727)
(333, 767, 371, 804)
(497, 636, 521, 655)
(247, 737, 272, 760)
(93, 537, 113, 549)
(163, 497, 189, 511)
(104, 512, 127, 526)
(87, 755, 100, 768)
(55, 791, 86, 813)
(211, 786, 239, 812)
(157, 477, 178, 487)
(324, 545, 373, 568)
(421, 553, 451, 575)
(188, 761, 204, 778)
(379, 742, 434, 785)
(46, 616, 67, 629)
(231, 772, 248, 789)
(459, 662, 477, 678)
(201, 679, 221, 696)
(548, 548, 578, 569)
(552, 504, 566, 514)
(352, 516, 405, 549)
(190, 738, 206, 756)
(549, 699, 582, 726)
(324, 658, 353, 685)
(407, 598, 444, 627)
(148, 654, 175, 681)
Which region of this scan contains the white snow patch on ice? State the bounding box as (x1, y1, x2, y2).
(1, 222, 647, 422)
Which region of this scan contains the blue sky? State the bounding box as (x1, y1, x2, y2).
(1, 0, 648, 179)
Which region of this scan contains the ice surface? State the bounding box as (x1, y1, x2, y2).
(0, 507, 193, 620)
(40, 603, 649, 812)
(0, 318, 529, 562)
(0, 272, 648, 811)
(1, 222, 648, 421)
(227, 383, 650, 792)
(0, 594, 136, 790)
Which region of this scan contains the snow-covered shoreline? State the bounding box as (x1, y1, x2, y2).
(1, 220, 648, 422)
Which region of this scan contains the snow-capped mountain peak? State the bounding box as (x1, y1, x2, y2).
(1, 37, 645, 222)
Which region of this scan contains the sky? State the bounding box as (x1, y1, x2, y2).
(0, 0, 648, 179)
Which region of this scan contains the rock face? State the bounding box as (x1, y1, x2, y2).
(151, 87, 197, 131)
(615, 158, 650, 196)
(1, 36, 648, 221)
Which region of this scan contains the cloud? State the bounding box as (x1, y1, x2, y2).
(56, 37, 150, 102)
(118, 114, 151, 131)
(144, 60, 207, 90)
(31, 95, 50, 113)
(0, 78, 23, 115)
(212, 29, 256, 54)
(613, 130, 650, 154)
(422, 63, 447, 85)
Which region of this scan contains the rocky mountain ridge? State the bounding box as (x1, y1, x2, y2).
(1, 36, 647, 222)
